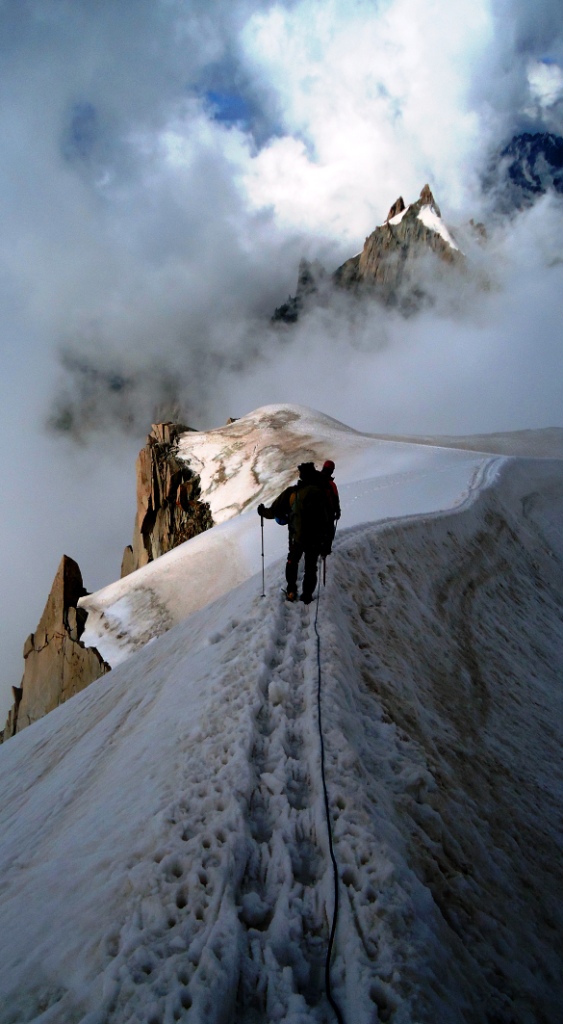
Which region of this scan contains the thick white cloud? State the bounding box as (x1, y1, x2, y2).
(528, 60, 563, 108)
(207, 195, 563, 437)
(240, 0, 492, 237)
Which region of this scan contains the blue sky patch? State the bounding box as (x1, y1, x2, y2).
(205, 89, 252, 127)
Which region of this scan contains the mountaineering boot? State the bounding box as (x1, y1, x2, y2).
(300, 592, 314, 604)
(286, 591, 297, 602)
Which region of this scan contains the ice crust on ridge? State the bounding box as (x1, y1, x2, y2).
(79, 404, 491, 665)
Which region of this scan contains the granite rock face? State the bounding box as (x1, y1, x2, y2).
(274, 185, 463, 321)
(0, 556, 109, 741)
(1, 424, 214, 741)
(336, 184, 461, 301)
(121, 422, 214, 576)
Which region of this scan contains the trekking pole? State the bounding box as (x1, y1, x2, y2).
(260, 515, 266, 597)
(322, 555, 326, 586)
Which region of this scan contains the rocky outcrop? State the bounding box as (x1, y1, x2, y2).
(1, 424, 214, 741)
(386, 195, 406, 221)
(121, 422, 214, 576)
(272, 258, 328, 323)
(273, 185, 463, 321)
(0, 556, 109, 742)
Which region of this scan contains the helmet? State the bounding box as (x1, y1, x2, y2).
(322, 460, 335, 474)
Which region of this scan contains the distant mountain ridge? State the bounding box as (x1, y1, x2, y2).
(274, 140, 563, 324)
(273, 184, 464, 322)
(484, 131, 563, 213)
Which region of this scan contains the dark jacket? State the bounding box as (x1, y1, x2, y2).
(289, 477, 332, 548)
(261, 472, 332, 549)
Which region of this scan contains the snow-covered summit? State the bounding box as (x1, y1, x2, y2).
(329, 184, 463, 309)
(386, 185, 459, 252)
(387, 202, 459, 250)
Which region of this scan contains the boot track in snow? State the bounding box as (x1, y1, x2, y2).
(88, 586, 344, 1024)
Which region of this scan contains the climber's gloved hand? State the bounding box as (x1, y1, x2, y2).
(257, 503, 266, 516)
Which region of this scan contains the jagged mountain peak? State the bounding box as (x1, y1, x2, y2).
(385, 195, 406, 221)
(1, 554, 108, 741)
(382, 184, 446, 231)
(273, 184, 461, 322)
(418, 182, 440, 212)
(385, 184, 441, 225)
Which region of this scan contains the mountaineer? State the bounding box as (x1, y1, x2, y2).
(319, 459, 340, 551)
(258, 462, 333, 603)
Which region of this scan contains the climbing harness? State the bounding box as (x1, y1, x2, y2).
(314, 564, 345, 1024)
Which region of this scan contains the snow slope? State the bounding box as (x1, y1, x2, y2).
(79, 405, 491, 666)
(0, 406, 562, 1024)
(417, 205, 459, 250)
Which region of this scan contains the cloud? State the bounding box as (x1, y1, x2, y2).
(207, 194, 563, 436)
(522, 60, 563, 131)
(528, 60, 563, 109)
(472, 0, 563, 138)
(240, 0, 493, 234)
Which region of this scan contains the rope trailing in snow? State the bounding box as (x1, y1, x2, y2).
(314, 570, 345, 1024)
(260, 514, 266, 597)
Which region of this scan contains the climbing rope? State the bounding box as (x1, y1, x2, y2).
(313, 568, 345, 1024)
(260, 514, 266, 597)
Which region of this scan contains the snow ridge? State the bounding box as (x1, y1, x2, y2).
(0, 457, 561, 1022)
(79, 404, 489, 667)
